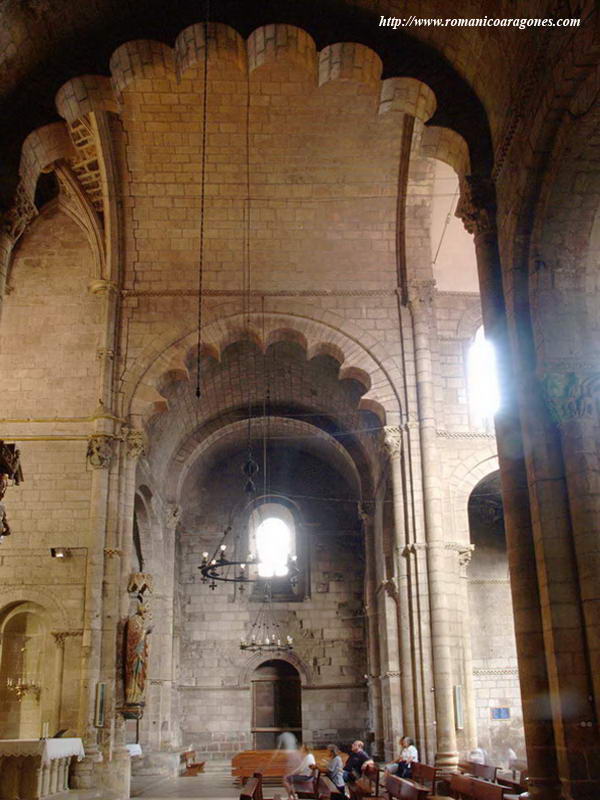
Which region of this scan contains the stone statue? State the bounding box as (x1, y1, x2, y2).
(0, 473, 11, 539)
(124, 601, 152, 716)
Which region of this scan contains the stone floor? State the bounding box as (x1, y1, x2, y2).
(130, 772, 241, 799)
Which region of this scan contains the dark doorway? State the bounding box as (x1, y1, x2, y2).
(251, 659, 302, 749)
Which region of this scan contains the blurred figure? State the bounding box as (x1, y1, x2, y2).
(468, 746, 487, 765)
(283, 743, 316, 800)
(277, 731, 299, 750)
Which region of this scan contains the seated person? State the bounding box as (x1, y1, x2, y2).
(326, 744, 347, 797)
(342, 740, 370, 786)
(283, 744, 316, 800)
(385, 736, 418, 779)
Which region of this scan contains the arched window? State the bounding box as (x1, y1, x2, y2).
(468, 326, 500, 428)
(249, 502, 296, 578)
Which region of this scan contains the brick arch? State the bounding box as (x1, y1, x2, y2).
(124, 309, 403, 426)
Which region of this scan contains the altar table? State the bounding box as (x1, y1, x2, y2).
(0, 738, 85, 800)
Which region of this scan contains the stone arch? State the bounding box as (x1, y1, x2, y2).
(239, 648, 314, 687)
(124, 309, 404, 427)
(248, 24, 317, 76)
(420, 125, 470, 178)
(379, 76, 437, 122)
(0, 588, 70, 632)
(19, 123, 75, 201)
(318, 42, 382, 88)
(456, 305, 483, 341)
(448, 450, 499, 543)
(175, 23, 246, 77)
(170, 416, 363, 505)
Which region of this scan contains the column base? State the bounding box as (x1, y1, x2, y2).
(434, 751, 459, 769)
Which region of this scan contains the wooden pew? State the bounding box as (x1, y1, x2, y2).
(409, 762, 440, 794)
(232, 750, 340, 781)
(384, 772, 429, 800)
(458, 763, 498, 783)
(449, 774, 507, 800)
(350, 762, 382, 798)
(318, 775, 346, 799)
(241, 772, 264, 800)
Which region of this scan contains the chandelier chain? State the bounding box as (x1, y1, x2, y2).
(195, 0, 210, 399)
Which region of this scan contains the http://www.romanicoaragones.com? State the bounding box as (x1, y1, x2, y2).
(379, 14, 581, 29)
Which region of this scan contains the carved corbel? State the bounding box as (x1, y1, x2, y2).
(87, 433, 114, 469)
(382, 425, 403, 458)
(165, 504, 181, 532)
(1, 182, 37, 242)
(51, 630, 83, 648)
(455, 175, 497, 236)
(127, 573, 153, 598)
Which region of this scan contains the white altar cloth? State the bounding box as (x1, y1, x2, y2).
(126, 743, 142, 757)
(0, 737, 85, 764)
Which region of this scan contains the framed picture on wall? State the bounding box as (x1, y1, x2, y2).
(94, 682, 106, 727)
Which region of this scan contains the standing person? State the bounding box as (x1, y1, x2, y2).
(342, 740, 370, 786)
(385, 736, 418, 778)
(283, 743, 316, 800)
(326, 744, 346, 796)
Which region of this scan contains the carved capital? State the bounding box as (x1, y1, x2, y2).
(87, 433, 114, 469)
(382, 425, 402, 457)
(1, 183, 37, 241)
(456, 175, 497, 236)
(125, 428, 146, 460)
(96, 348, 115, 361)
(541, 371, 600, 424)
(407, 278, 436, 309)
(104, 547, 122, 558)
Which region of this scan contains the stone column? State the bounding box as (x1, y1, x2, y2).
(541, 372, 600, 777)
(368, 498, 403, 760)
(361, 505, 384, 755)
(455, 545, 477, 751)
(158, 503, 180, 751)
(457, 177, 562, 799)
(383, 427, 416, 748)
(408, 282, 458, 768)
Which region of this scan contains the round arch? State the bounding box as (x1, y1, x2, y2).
(123, 310, 403, 426)
(240, 649, 315, 687)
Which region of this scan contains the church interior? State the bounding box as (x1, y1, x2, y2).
(0, 1, 598, 799)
